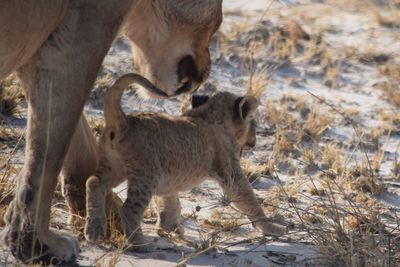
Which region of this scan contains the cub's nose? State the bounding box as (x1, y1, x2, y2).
(176, 55, 197, 95)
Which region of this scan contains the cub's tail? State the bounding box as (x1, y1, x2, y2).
(104, 73, 167, 130)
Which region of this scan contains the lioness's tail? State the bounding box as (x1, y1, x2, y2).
(104, 73, 167, 130)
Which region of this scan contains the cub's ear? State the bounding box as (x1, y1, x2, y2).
(191, 95, 210, 109)
(234, 96, 259, 120)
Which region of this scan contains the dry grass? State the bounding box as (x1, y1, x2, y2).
(267, 85, 398, 265)
(179, 94, 191, 114)
(345, 46, 391, 64)
(373, 8, 400, 28)
(379, 109, 400, 129)
(393, 149, 400, 179)
(379, 63, 400, 108)
(264, 99, 297, 127)
(304, 107, 334, 141)
(300, 35, 342, 88)
(203, 210, 242, 232)
(321, 144, 344, 174)
(0, 161, 18, 227)
(280, 94, 310, 118)
(87, 115, 105, 138)
(0, 74, 24, 118)
(380, 80, 400, 108)
(241, 158, 274, 183)
(267, 19, 310, 60)
(246, 73, 270, 100)
(275, 129, 294, 154)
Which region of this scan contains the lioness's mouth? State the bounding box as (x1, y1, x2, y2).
(175, 80, 193, 95)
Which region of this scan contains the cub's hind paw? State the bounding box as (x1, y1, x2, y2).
(126, 238, 156, 253)
(84, 216, 107, 242)
(256, 221, 287, 237)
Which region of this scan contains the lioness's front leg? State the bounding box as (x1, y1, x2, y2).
(217, 165, 285, 237)
(1, 1, 133, 264)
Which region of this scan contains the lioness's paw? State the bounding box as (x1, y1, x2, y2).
(1, 226, 79, 265)
(84, 216, 107, 242)
(42, 230, 80, 263)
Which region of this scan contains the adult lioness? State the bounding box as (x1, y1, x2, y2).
(0, 0, 222, 264)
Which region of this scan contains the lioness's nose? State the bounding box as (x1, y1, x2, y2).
(176, 55, 197, 95)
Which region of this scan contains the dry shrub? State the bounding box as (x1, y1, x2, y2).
(352, 128, 385, 152)
(283, 175, 397, 267)
(347, 164, 384, 195)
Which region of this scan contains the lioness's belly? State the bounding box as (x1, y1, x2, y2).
(0, 0, 67, 79)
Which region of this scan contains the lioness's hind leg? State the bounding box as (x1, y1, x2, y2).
(62, 116, 98, 229)
(155, 195, 183, 236)
(218, 169, 285, 237)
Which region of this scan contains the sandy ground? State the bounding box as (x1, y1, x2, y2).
(1, 0, 400, 266)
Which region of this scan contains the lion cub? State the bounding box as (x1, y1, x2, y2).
(84, 73, 285, 249)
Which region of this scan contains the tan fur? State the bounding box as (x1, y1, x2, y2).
(0, 0, 222, 264)
(84, 75, 285, 250)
